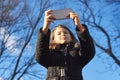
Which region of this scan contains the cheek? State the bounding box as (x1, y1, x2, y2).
(54, 36, 60, 42)
(68, 37, 72, 42)
(67, 35, 72, 41)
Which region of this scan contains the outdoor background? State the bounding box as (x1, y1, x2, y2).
(0, 0, 120, 80)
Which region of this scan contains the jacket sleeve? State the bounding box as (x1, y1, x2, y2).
(76, 24, 95, 68)
(35, 28, 51, 68)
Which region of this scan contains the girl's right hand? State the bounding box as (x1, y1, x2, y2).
(42, 10, 55, 34)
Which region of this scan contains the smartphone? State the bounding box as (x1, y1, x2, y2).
(52, 8, 73, 20)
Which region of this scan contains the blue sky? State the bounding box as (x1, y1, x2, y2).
(43, 0, 120, 80)
(36, 0, 120, 80)
(0, 0, 120, 80)
(83, 55, 120, 80)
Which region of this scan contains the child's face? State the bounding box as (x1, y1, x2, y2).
(53, 27, 72, 44)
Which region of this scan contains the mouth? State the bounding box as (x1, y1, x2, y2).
(61, 36, 67, 39)
(61, 38, 67, 40)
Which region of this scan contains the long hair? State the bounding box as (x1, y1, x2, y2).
(49, 25, 79, 50)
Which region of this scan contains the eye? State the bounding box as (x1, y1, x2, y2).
(57, 32, 61, 35)
(63, 31, 69, 34)
(64, 31, 68, 34)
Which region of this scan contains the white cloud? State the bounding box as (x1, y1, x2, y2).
(0, 27, 32, 55)
(19, 78, 24, 80)
(0, 27, 19, 54)
(0, 77, 4, 80)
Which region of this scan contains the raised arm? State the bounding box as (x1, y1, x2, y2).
(36, 10, 55, 68)
(69, 12, 95, 67)
(76, 25, 95, 67)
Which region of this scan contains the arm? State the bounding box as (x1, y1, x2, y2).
(76, 25, 95, 67)
(35, 28, 51, 68)
(36, 10, 55, 68)
(69, 12, 95, 67)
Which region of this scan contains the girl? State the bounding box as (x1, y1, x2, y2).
(36, 10, 95, 80)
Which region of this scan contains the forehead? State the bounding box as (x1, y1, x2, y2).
(55, 27, 69, 32)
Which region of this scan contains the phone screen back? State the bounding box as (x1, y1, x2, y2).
(52, 8, 73, 20)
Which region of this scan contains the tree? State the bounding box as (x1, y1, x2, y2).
(0, 0, 50, 80)
(77, 0, 120, 71)
(0, 0, 120, 80)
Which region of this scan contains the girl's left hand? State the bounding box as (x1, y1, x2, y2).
(68, 12, 85, 32)
(68, 12, 81, 26)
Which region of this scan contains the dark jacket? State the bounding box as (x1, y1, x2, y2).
(36, 25, 95, 80)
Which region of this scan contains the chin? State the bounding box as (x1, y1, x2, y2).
(60, 41, 69, 44)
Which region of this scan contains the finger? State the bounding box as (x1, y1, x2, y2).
(66, 13, 70, 18)
(47, 15, 56, 20)
(45, 10, 53, 15)
(70, 13, 79, 19)
(66, 12, 74, 18)
(47, 18, 55, 23)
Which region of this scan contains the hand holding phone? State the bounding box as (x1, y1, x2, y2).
(52, 8, 73, 20)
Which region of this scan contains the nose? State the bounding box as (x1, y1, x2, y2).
(61, 32, 65, 36)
